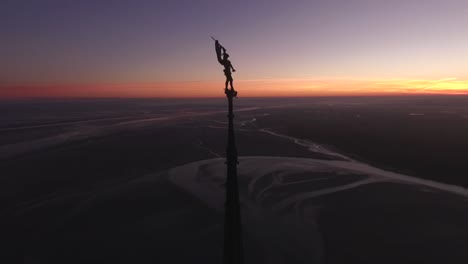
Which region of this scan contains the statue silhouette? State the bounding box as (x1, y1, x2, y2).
(215, 40, 237, 96)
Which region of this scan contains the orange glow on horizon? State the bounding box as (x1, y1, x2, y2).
(1, 78, 468, 98)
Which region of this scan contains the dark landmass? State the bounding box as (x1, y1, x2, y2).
(254, 96, 468, 186)
(1, 96, 468, 263)
(317, 181, 468, 264)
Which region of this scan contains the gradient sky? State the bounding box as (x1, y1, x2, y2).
(1, 0, 468, 97)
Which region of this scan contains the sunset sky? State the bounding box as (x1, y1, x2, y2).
(1, 0, 468, 98)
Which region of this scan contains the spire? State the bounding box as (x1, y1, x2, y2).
(213, 36, 244, 264)
(223, 88, 244, 264)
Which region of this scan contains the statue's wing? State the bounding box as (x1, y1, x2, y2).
(215, 42, 224, 65)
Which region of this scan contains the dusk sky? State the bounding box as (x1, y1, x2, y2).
(1, 0, 468, 97)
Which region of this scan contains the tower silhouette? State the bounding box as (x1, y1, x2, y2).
(213, 37, 244, 264)
(223, 88, 244, 264)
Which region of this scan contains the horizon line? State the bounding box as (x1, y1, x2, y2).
(2, 93, 468, 101)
